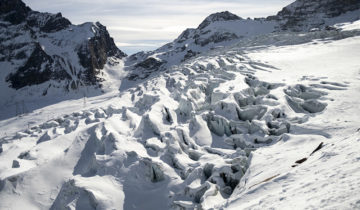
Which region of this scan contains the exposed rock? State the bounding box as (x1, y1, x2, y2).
(12, 160, 20, 168)
(27, 12, 71, 33)
(176, 28, 196, 43)
(198, 11, 242, 30)
(77, 22, 126, 85)
(310, 142, 324, 155)
(195, 31, 239, 46)
(271, 0, 360, 31)
(1, 0, 126, 92)
(127, 57, 166, 80)
(0, 0, 30, 24)
(135, 57, 165, 70)
(6, 43, 70, 89)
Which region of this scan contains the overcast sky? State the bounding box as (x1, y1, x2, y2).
(23, 0, 293, 55)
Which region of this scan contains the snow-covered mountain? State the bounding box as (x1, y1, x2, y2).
(125, 12, 276, 80)
(127, 0, 360, 80)
(0, 0, 126, 108)
(1, 0, 360, 209)
(270, 0, 360, 31)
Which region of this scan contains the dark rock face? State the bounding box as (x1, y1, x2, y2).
(1, 0, 126, 91)
(6, 43, 70, 89)
(78, 22, 126, 85)
(272, 0, 360, 31)
(0, 0, 28, 14)
(127, 57, 166, 81)
(37, 12, 71, 33)
(135, 57, 165, 70)
(198, 11, 242, 30)
(0, 0, 71, 31)
(0, 0, 30, 24)
(176, 28, 196, 44)
(12, 160, 20, 168)
(195, 32, 238, 46)
(25, 12, 71, 33)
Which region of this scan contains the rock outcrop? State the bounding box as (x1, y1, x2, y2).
(269, 0, 360, 31)
(6, 43, 70, 89)
(197, 11, 242, 30)
(77, 22, 126, 85)
(0, 0, 126, 92)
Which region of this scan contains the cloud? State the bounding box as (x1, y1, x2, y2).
(22, 0, 294, 54)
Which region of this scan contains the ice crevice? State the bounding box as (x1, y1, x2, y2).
(0, 47, 347, 209)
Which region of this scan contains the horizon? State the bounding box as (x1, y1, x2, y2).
(22, 0, 293, 55)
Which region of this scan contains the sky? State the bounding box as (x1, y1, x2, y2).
(23, 0, 293, 55)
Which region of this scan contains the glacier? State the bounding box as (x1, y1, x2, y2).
(1, 0, 360, 209)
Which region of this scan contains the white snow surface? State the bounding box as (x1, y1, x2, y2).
(1, 21, 360, 210)
(223, 34, 360, 210)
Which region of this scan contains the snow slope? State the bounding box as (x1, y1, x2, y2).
(223, 30, 360, 210)
(1, 19, 359, 209)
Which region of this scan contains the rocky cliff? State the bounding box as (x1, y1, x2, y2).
(0, 0, 126, 94)
(269, 0, 360, 31)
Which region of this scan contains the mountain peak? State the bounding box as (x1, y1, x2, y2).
(0, 0, 31, 24)
(273, 0, 360, 31)
(198, 11, 242, 29)
(0, 0, 29, 14)
(0, 0, 126, 102)
(0, 0, 72, 31)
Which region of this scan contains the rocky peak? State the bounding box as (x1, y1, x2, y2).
(0, 0, 71, 32)
(0, 0, 29, 14)
(77, 22, 127, 85)
(198, 11, 242, 30)
(92, 22, 126, 58)
(6, 42, 70, 90)
(271, 0, 360, 31)
(0, 0, 30, 24)
(0, 0, 126, 100)
(27, 12, 71, 33)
